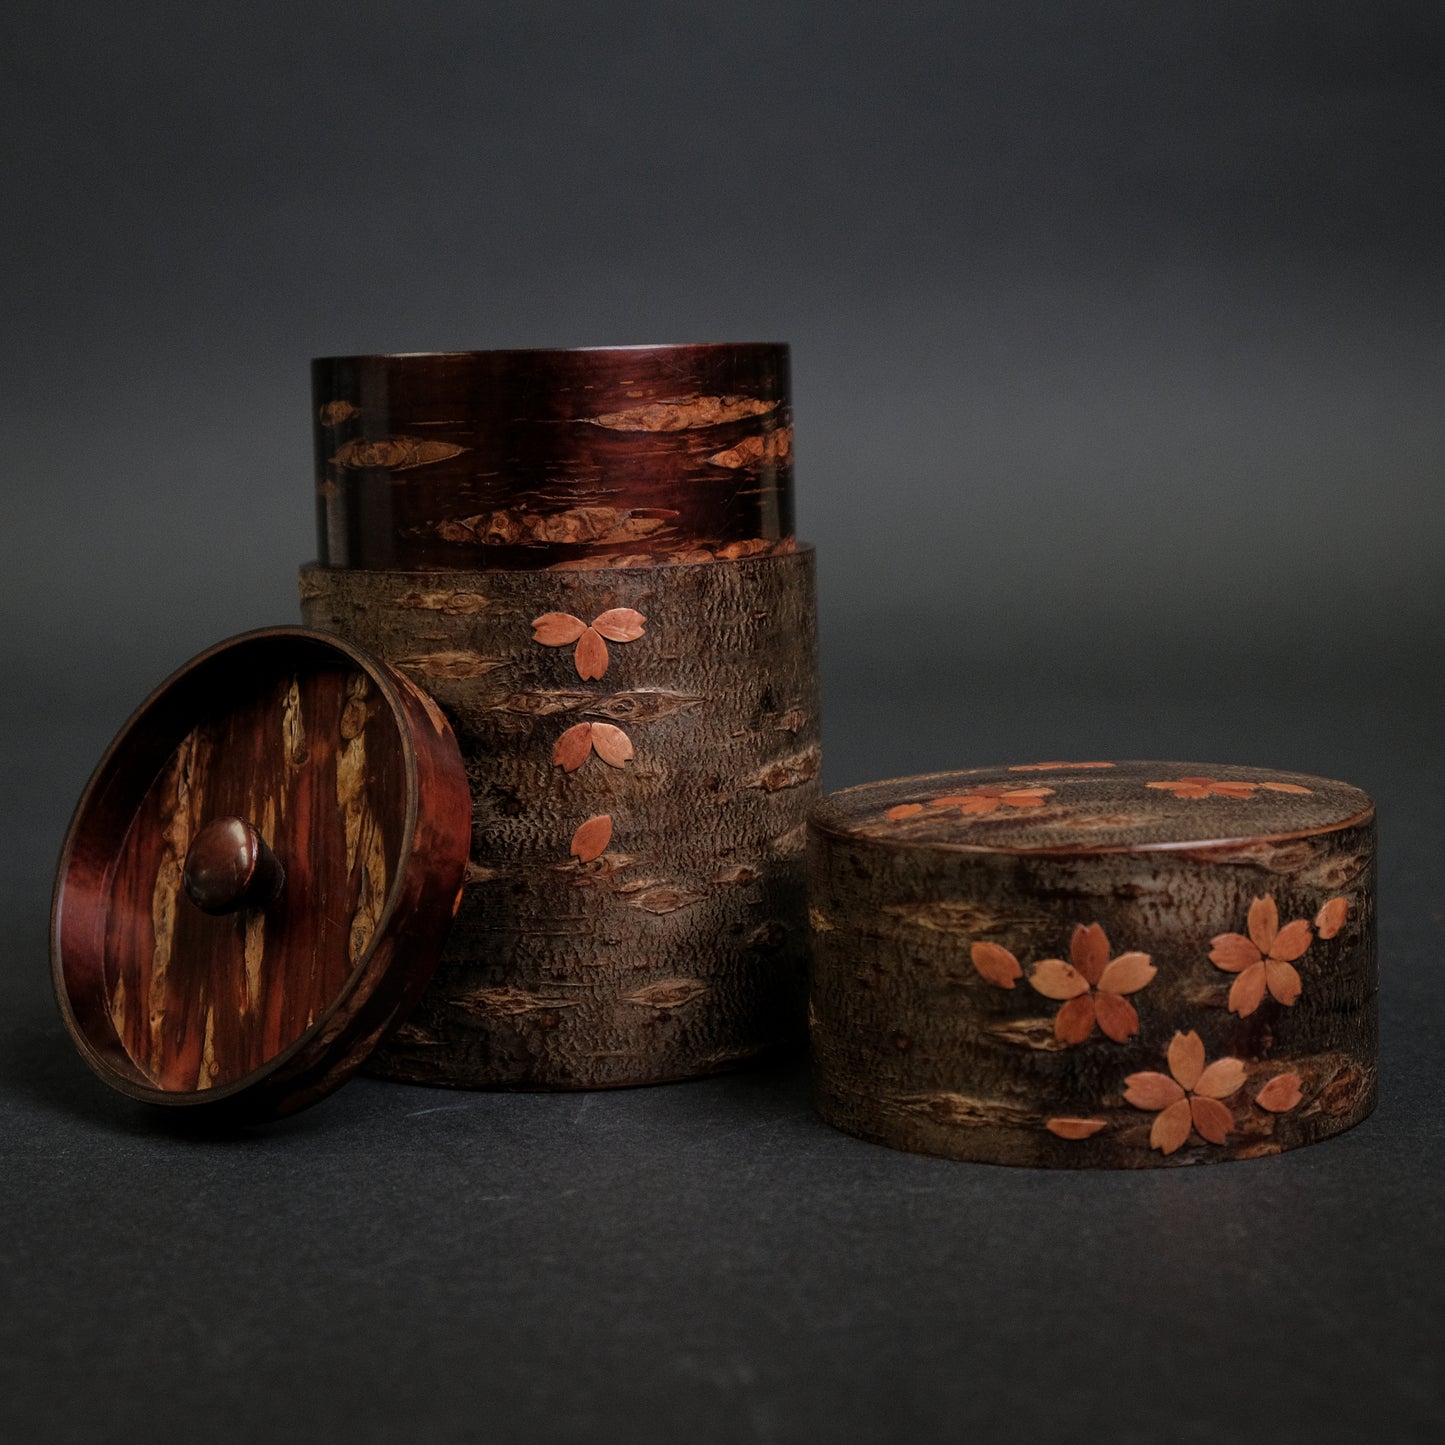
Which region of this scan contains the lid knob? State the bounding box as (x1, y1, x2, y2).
(182, 816, 285, 916)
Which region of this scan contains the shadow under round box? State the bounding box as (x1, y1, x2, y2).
(302, 344, 820, 1090)
(807, 762, 1376, 1168)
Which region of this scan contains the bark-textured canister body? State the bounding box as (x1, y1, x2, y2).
(808, 763, 1376, 1168)
(302, 548, 820, 1088)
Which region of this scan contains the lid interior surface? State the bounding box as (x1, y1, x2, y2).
(53, 631, 432, 1107)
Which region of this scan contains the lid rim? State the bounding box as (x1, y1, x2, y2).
(808, 761, 1376, 858)
(51, 627, 470, 1119)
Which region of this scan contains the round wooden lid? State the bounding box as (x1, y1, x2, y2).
(311, 343, 795, 571)
(811, 761, 1374, 853)
(51, 628, 473, 1120)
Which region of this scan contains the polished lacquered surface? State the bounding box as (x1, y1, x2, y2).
(313, 344, 795, 570)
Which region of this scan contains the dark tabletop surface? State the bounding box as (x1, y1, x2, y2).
(3, 643, 1441, 1445)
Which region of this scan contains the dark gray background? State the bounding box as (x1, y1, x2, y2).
(2, 4, 1441, 1442)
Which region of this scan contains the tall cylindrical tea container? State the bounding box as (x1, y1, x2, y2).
(300, 345, 820, 1089)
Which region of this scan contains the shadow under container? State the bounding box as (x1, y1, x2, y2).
(301, 344, 820, 1090)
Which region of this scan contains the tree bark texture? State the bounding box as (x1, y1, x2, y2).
(807, 764, 1376, 1168)
(300, 548, 820, 1089)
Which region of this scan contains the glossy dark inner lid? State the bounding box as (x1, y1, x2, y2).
(312, 342, 794, 571)
(50, 630, 466, 1112)
(811, 762, 1374, 853)
(101, 658, 407, 1089)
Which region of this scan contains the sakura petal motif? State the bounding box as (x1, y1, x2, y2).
(1210, 894, 1315, 1016)
(970, 941, 1022, 989)
(1168, 1030, 1206, 1092)
(1228, 964, 1269, 1017)
(1028, 924, 1161, 1051)
(591, 608, 647, 642)
(573, 626, 609, 681)
(1054, 995, 1098, 1045)
(1147, 776, 1256, 799)
(1026, 923, 1155, 1046)
(532, 608, 647, 679)
(1126, 1031, 1244, 1155)
(1029, 958, 1090, 1000)
(1265, 960, 1303, 1006)
(925, 785, 1054, 816)
(999, 789, 1052, 809)
(1045, 1117, 1107, 1139)
(552, 721, 634, 772)
(1070, 923, 1110, 984)
(1316, 896, 1349, 939)
(1092, 991, 1139, 1043)
(1270, 919, 1313, 961)
(886, 788, 1054, 820)
(1209, 933, 1259, 972)
(1255, 1072, 1304, 1113)
(553, 723, 595, 772)
(1122, 1072, 1185, 1111)
(1151, 1098, 1194, 1154)
(1146, 776, 1310, 800)
(1195, 1057, 1247, 1098)
(1098, 952, 1156, 994)
(531, 612, 587, 646)
(1249, 895, 1279, 952)
(588, 722, 634, 768)
(569, 814, 613, 864)
(1189, 1096, 1233, 1145)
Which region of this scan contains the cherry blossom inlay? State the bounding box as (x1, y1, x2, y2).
(1124, 1031, 1246, 1155)
(1209, 895, 1314, 1016)
(1027, 923, 1157, 1045)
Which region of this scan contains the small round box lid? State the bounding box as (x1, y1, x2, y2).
(811, 760, 1373, 852)
(51, 628, 472, 1121)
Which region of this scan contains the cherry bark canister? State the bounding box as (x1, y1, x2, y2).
(808, 763, 1377, 1168)
(301, 345, 820, 1089)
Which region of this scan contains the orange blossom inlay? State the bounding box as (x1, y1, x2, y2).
(969, 941, 1023, 990)
(1255, 1072, 1304, 1113)
(1146, 776, 1313, 800)
(532, 608, 647, 681)
(887, 786, 1054, 822)
(1209, 895, 1313, 1016)
(1027, 923, 1156, 1044)
(1315, 896, 1349, 939)
(1045, 1118, 1107, 1140)
(552, 721, 634, 772)
(1124, 1031, 1246, 1155)
(569, 814, 614, 864)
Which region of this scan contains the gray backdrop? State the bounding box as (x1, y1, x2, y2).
(2, 4, 1442, 1442)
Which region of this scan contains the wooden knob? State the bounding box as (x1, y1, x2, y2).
(182, 817, 285, 916)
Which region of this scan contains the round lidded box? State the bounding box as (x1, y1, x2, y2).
(51, 629, 472, 1121)
(807, 762, 1376, 1168)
